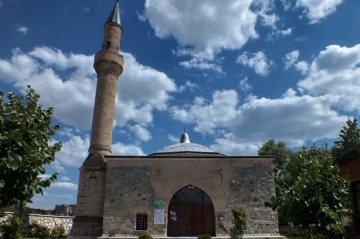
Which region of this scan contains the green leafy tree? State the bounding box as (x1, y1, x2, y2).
(0, 86, 62, 214)
(258, 139, 293, 182)
(267, 144, 351, 238)
(332, 118, 360, 160)
(258, 140, 295, 225)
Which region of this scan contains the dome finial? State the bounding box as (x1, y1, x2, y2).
(180, 129, 190, 143)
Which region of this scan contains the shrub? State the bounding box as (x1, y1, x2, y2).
(138, 233, 153, 239)
(218, 208, 246, 239)
(24, 223, 51, 239)
(0, 217, 23, 239)
(198, 234, 212, 239)
(50, 224, 66, 238)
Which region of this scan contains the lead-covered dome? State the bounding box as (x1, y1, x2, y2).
(149, 131, 225, 156)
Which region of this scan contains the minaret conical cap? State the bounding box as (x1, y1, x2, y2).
(106, 0, 121, 25)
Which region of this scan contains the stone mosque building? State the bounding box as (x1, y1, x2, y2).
(68, 1, 282, 238)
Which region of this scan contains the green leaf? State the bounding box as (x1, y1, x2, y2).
(0, 87, 62, 209)
(0, 180, 5, 188)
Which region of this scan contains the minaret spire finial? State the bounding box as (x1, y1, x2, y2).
(106, 0, 121, 26)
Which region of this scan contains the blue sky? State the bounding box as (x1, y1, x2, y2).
(1, 0, 360, 209)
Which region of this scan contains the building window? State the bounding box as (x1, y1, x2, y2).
(136, 213, 147, 230)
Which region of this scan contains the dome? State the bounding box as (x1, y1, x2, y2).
(149, 131, 225, 156)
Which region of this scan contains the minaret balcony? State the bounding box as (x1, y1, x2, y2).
(94, 51, 124, 76)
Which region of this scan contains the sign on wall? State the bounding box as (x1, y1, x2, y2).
(154, 209, 165, 224)
(153, 198, 166, 206)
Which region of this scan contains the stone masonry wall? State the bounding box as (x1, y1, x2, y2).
(102, 156, 280, 237)
(227, 164, 278, 235)
(0, 212, 73, 234)
(103, 166, 156, 236)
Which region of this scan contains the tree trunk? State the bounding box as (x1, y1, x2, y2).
(308, 225, 311, 239)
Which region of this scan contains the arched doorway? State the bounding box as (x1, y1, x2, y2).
(167, 185, 215, 237)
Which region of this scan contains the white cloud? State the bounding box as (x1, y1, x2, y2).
(295, 61, 309, 75)
(296, 0, 344, 24)
(128, 124, 152, 141)
(277, 28, 292, 37)
(112, 142, 145, 156)
(170, 43, 360, 155)
(61, 176, 70, 181)
(178, 81, 197, 92)
(17, 25, 28, 34)
(51, 182, 78, 191)
(281, 0, 292, 10)
(142, 0, 263, 61)
(51, 160, 66, 173)
(54, 130, 145, 169)
(55, 132, 89, 168)
(38, 174, 52, 180)
(284, 50, 299, 69)
(267, 28, 292, 41)
(0, 47, 176, 131)
(83, 7, 90, 12)
(171, 89, 348, 155)
(298, 44, 360, 113)
(179, 58, 223, 73)
(267, 27, 292, 41)
(171, 90, 239, 134)
(137, 11, 147, 22)
(239, 77, 252, 92)
(53, 194, 73, 199)
(210, 133, 260, 156)
(237, 51, 273, 76)
(258, 12, 278, 29)
(168, 134, 179, 143)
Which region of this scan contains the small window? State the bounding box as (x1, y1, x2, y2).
(136, 213, 147, 230)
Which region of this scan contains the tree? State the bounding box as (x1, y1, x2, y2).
(267, 144, 352, 238)
(258, 140, 295, 225)
(0, 86, 62, 213)
(332, 118, 360, 160)
(258, 139, 293, 182)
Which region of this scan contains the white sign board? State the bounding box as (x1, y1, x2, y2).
(154, 209, 165, 224)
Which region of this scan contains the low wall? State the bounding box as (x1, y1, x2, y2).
(0, 212, 74, 234)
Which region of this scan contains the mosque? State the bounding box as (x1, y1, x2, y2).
(68, 1, 282, 238)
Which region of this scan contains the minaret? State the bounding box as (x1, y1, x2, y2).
(89, 0, 123, 155)
(68, 2, 123, 238)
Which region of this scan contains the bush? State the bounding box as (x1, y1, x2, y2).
(50, 225, 66, 238)
(229, 208, 246, 239)
(198, 234, 212, 239)
(0, 217, 23, 239)
(218, 208, 246, 239)
(138, 233, 153, 239)
(24, 223, 51, 239)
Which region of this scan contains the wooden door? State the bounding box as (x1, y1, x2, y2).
(167, 186, 215, 236)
